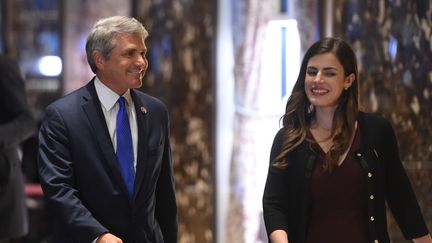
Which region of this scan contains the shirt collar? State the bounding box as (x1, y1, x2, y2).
(94, 77, 133, 111)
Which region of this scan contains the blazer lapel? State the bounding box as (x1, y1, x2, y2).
(81, 80, 131, 199)
(131, 90, 149, 201)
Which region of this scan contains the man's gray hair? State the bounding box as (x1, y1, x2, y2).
(85, 16, 149, 73)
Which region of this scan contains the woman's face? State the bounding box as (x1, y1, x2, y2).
(304, 52, 353, 111)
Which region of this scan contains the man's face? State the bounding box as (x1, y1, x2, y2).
(96, 33, 148, 95)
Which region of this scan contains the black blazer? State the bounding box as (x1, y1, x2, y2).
(263, 112, 429, 243)
(0, 55, 35, 238)
(38, 79, 178, 243)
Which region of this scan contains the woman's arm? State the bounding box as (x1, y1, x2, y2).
(269, 229, 289, 243)
(263, 129, 291, 241)
(379, 119, 430, 238)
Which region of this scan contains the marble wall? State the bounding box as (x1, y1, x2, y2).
(334, 0, 432, 241)
(135, 1, 216, 242)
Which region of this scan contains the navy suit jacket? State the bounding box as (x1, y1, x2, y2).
(38, 79, 177, 243)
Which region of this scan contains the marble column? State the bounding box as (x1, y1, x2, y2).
(135, 1, 216, 242)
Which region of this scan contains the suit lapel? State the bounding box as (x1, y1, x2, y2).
(81, 80, 131, 199)
(131, 90, 149, 201)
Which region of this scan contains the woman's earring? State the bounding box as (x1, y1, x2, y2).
(344, 86, 349, 91)
(307, 104, 314, 114)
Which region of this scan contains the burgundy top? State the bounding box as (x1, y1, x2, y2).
(305, 128, 369, 243)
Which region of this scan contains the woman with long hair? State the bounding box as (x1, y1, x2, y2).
(262, 37, 431, 243)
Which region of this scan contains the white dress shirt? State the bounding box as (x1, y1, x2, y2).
(94, 77, 138, 171)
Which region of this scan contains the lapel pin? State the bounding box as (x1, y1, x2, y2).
(140, 106, 147, 114)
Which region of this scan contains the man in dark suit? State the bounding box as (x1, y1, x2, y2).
(37, 16, 178, 243)
(0, 54, 35, 242)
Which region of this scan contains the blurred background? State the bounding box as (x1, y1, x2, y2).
(0, 0, 431, 242)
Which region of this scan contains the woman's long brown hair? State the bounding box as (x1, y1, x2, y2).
(272, 37, 360, 172)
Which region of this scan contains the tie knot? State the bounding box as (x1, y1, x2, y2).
(118, 96, 127, 107)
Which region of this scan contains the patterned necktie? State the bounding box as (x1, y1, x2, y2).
(116, 96, 134, 199)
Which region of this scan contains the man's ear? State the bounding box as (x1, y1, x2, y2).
(92, 51, 105, 70)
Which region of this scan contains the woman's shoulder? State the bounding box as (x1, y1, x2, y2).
(358, 111, 396, 144)
(274, 127, 287, 139)
(358, 111, 392, 128)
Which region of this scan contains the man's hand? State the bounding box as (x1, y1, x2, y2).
(96, 233, 123, 243)
(269, 229, 289, 243)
